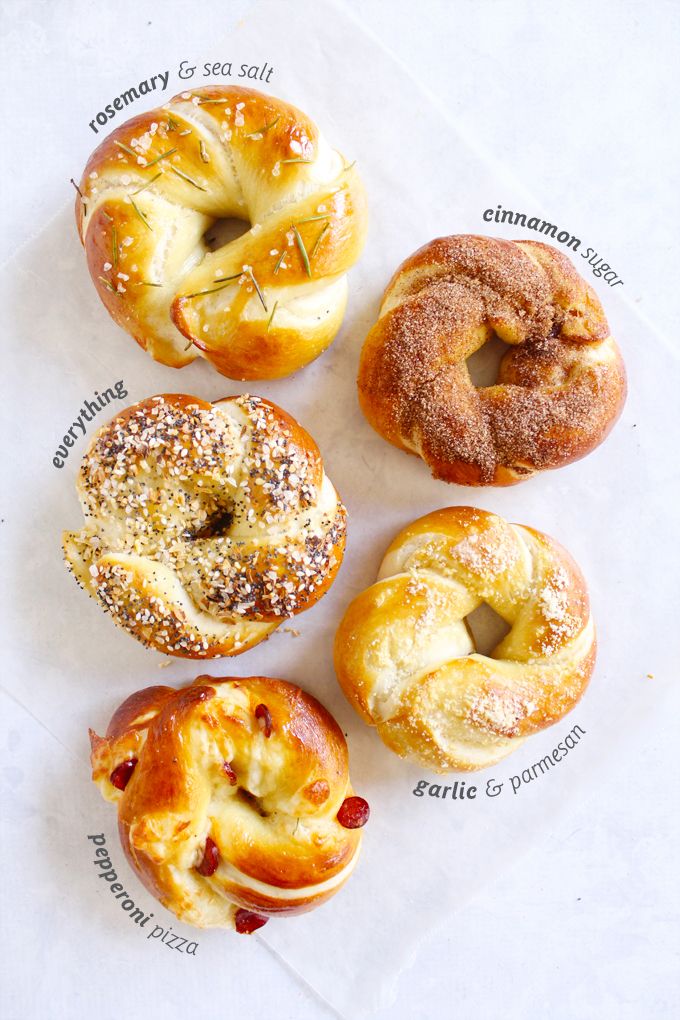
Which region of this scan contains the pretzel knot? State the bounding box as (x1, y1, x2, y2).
(334, 507, 596, 772)
(90, 676, 364, 928)
(63, 393, 346, 657)
(76, 85, 367, 380)
(358, 235, 626, 485)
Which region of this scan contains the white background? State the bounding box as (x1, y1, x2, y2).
(1, 1, 678, 1018)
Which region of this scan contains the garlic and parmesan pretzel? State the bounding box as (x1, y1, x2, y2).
(90, 674, 369, 931)
(334, 507, 595, 771)
(75, 86, 367, 380)
(358, 235, 626, 485)
(63, 393, 346, 657)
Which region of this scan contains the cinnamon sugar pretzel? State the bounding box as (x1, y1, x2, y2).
(358, 235, 626, 485)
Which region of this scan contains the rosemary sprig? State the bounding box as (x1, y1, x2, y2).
(129, 198, 152, 230)
(248, 268, 267, 312)
(245, 114, 280, 138)
(280, 158, 312, 164)
(111, 224, 118, 269)
(145, 147, 177, 167)
(133, 171, 163, 195)
(114, 140, 138, 158)
(266, 300, 279, 332)
(170, 165, 207, 191)
(295, 214, 328, 224)
(273, 249, 287, 275)
(292, 225, 311, 277)
(98, 275, 117, 293)
(184, 273, 242, 299)
(199, 140, 209, 163)
(309, 221, 330, 260)
(166, 117, 179, 132)
(70, 178, 87, 213)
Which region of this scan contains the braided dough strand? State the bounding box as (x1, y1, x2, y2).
(334, 507, 596, 771)
(90, 676, 363, 927)
(77, 86, 367, 379)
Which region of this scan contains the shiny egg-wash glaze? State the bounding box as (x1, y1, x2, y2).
(90, 675, 368, 931)
(335, 507, 596, 771)
(75, 86, 367, 380)
(63, 393, 346, 657)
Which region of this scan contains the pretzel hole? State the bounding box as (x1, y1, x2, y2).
(236, 787, 269, 817)
(465, 335, 510, 388)
(465, 602, 511, 656)
(203, 216, 251, 251)
(189, 508, 234, 540)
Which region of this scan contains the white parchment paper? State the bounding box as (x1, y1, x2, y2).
(1, 1, 676, 1015)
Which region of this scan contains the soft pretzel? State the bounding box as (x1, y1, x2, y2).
(90, 674, 368, 931)
(63, 393, 345, 657)
(334, 507, 595, 771)
(75, 85, 367, 380)
(358, 235, 626, 485)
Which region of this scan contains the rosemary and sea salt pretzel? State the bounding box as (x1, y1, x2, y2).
(334, 507, 595, 771)
(358, 235, 626, 485)
(75, 85, 367, 380)
(90, 674, 369, 932)
(63, 393, 346, 657)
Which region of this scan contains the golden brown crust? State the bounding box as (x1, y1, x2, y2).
(334, 506, 596, 771)
(90, 675, 363, 927)
(63, 393, 346, 657)
(77, 86, 367, 379)
(358, 235, 626, 485)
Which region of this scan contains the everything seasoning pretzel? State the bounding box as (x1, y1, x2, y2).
(90, 675, 369, 932)
(358, 235, 626, 485)
(334, 507, 596, 771)
(63, 393, 346, 657)
(75, 85, 367, 380)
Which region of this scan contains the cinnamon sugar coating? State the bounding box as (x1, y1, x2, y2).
(358, 235, 626, 485)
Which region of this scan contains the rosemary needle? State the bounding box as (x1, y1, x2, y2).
(170, 166, 207, 191)
(132, 171, 163, 195)
(280, 158, 312, 165)
(98, 276, 116, 293)
(111, 224, 118, 269)
(248, 268, 267, 312)
(70, 178, 87, 213)
(309, 222, 330, 260)
(114, 140, 138, 158)
(129, 198, 152, 230)
(273, 250, 287, 275)
(245, 114, 280, 138)
(295, 214, 328, 224)
(266, 300, 279, 331)
(145, 147, 177, 167)
(293, 225, 312, 277)
(184, 274, 242, 299)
